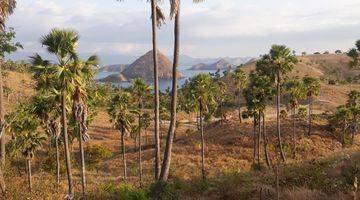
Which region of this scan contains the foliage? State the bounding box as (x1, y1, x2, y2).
(0, 27, 22, 58)
(84, 144, 113, 171)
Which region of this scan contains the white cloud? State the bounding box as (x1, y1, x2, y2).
(7, 0, 360, 59)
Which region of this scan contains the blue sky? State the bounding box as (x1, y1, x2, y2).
(7, 0, 360, 63)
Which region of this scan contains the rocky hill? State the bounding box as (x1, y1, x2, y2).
(189, 58, 233, 70)
(98, 50, 183, 82)
(122, 50, 182, 81)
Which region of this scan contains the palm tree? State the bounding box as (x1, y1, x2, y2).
(71, 55, 99, 196)
(231, 68, 248, 123)
(141, 112, 151, 146)
(303, 76, 320, 136)
(284, 79, 306, 159)
(159, 0, 204, 183)
(117, 0, 165, 180)
(184, 74, 216, 181)
(257, 45, 297, 163)
(132, 78, 151, 186)
(215, 80, 228, 125)
(40, 28, 80, 198)
(18, 131, 47, 192)
(0, 0, 16, 28)
(108, 92, 135, 183)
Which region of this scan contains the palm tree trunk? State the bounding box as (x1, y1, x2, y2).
(55, 138, 60, 186)
(0, 162, 5, 194)
(253, 116, 257, 162)
(308, 95, 312, 136)
(0, 61, 5, 167)
(199, 100, 206, 181)
(151, 0, 161, 180)
(342, 119, 346, 148)
(145, 128, 148, 147)
(159, 2, 180, 182)
(292, 107, 296, 159)
(121, 126, 127, 183)
(78, 126, 86, 196)
(238, 95, 242, 123)
(257, 112, 261, 165)
(277, 73, 286, 162)
(27, 159, 32, 192)
(262, 113, 271, 168)
(138, 103, 143, 187)
(61, 92, 73, 197)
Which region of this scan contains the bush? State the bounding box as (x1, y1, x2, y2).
(91, 183, 148, 200)
(85, 144, 113, 171)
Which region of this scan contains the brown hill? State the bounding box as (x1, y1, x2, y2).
(122, 50, 182, 80)
(226, 53, 359, 111)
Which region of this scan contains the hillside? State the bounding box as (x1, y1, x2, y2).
(226, 53, 357, 111)
(121, 50, 183, 81)
(189, 58, 233, 70)
(3, 54, 360, 199)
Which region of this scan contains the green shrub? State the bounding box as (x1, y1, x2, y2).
(85, 144, 113, 171)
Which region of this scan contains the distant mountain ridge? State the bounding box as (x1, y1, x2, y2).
(189, 59, 234, 70)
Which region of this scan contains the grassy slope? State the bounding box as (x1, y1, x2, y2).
(2, 54, 360, 199)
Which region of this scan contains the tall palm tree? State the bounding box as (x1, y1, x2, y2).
(184, 74, 216, 181)
(257, 45, 297, 163)
(0, 0, 19, 166)
(71, 55, 99, 196)
(108, 92, 135, 183)
(284, 79, 306, 159)
(40, 28, 80, 198)
(160, 0, 204, 183)
(232, 68, 248, 123)
(132, 78, 151, 186)
(303, 76, 320, 136)
(117, 0, 165, 180)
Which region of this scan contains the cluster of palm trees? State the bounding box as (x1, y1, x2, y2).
(243, 45, 321, 166)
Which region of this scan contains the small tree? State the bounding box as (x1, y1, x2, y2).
(303, 76, 321, 136)
(284, 79, 306, 158)
(347, 40, 360, 69)
(131, 78, 151, 186)
(330, 106, 353, 148)
(0, 27, 22, 166)
(231, 68, 248, 123)
(10, 103, 46, 192)
(346, 90, 360, 144)
(108, 92, 135, 183)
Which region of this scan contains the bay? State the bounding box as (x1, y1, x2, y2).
(95, 66, 223, 92)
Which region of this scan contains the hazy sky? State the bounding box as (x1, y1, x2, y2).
(7, 0, 360, 60)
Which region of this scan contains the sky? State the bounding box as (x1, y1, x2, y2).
(6, 0, 360, 63)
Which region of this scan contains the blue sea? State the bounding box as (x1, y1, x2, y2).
(95, 66, 222, 92)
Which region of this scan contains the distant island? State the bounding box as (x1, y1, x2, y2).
(99, 64, 129, 73)
(99, 50, 183, 83)
(189, 58, 234, 70)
